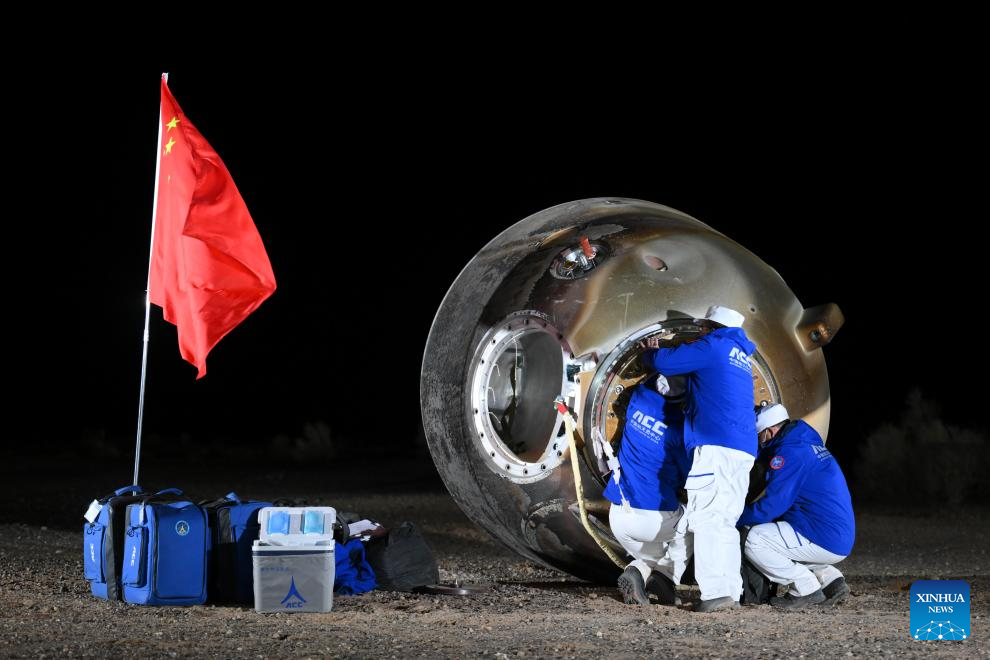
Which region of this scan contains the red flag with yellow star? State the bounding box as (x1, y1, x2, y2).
(149, 76, 276, 378)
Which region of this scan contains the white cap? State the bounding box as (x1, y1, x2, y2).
(704, 305, 745, 328)
(756, 403, 789, 433)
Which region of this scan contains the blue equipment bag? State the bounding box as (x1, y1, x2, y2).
(121, 489, 208, 606)
(199, 492, 272, 604)
(83, 485, 145, 600)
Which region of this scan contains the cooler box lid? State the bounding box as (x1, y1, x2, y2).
(257, 506, 337, 546)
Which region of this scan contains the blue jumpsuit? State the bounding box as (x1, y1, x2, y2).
(605, 378, 691, 583)
(641, 326, 759, 601)
(738, 420, 855, 556)
(642, 327, 758, 456)
(603, 380, 689, 511)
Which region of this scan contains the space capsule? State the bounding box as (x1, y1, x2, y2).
(420, 198, 842, 582)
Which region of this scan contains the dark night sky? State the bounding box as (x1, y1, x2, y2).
(9, 52, 985, 472)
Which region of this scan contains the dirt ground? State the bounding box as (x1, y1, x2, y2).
(1, 457, 987, 658)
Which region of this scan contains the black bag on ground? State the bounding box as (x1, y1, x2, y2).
(199, 492, 272, 604)
(364, 522, 439, 591)
(84, 485, 146, 600)
(739, 526, 776, 604)
(740, 454, 778, 605)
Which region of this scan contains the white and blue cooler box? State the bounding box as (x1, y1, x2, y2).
(252, 507, 336, 613)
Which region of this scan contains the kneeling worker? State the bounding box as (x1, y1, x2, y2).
(738, 404, 855, 608)
(606, 374, 691, 606)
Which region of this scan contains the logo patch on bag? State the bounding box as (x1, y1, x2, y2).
(175, 521, 190, 536)
(770, 455, 785, 470)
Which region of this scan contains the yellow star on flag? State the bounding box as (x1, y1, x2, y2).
(166, 116, 180, 131)
(164, 137, 176, 155)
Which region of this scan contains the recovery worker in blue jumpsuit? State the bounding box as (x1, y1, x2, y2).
(640, 305, 757, 612)
(605, 374, 690, 605)
(738, 403, 855, 608)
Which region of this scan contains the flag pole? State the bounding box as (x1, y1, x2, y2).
(133, 72, 168, 486)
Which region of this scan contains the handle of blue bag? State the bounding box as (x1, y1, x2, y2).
(98, 484, 142, 502)
(154, 488, 183, 496)
(135, 488, 186, 524)
(224, 491, 241, 503)
(113, 485, 143, 496)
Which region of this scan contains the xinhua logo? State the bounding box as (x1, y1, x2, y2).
(911, 580, 970, 641)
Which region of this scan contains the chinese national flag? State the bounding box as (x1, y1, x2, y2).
(149, 76, 276, 378)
